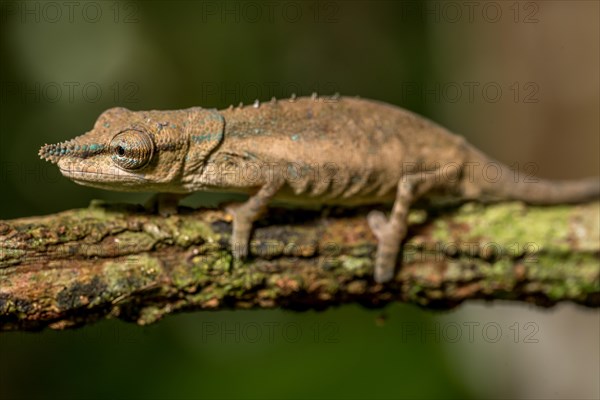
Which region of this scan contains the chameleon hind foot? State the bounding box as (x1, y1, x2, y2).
(367, 179, 417, 283)
(368, 210, 404, 283)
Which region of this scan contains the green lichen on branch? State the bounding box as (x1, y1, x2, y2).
(0, 200, 598, 331)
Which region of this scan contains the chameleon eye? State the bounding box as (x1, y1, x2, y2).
(110, 130, 154, 170)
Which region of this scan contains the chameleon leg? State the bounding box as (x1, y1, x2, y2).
(226, 181, 283, 260)
(368, 173, 442, 283)
(367, 179, 417, 283)
(146, 193, 188, 216)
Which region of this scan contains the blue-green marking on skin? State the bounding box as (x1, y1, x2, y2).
(291, 134, 300, 141)
(189, 112, 225, 144)
(287, 164, 299, 179)
(191, 132, 223, 143)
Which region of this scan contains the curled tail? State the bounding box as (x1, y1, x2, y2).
(463, 147, 599, 205)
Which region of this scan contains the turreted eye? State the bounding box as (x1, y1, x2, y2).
(110, 129, 154, 170)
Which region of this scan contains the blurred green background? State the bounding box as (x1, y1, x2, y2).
(1, 1, 598, 399)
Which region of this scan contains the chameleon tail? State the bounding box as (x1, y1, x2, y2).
(464, 147, 599, 205)
(490, 175, 600, 204)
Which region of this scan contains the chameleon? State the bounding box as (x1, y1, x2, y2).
(39, 95, 599, 283)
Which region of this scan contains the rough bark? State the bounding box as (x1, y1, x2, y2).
(0, 200, 598, 331)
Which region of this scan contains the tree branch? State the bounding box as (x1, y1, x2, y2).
(0, 200, 598, 331)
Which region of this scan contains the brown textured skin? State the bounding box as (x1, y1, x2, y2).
(39, 95, 600, 282)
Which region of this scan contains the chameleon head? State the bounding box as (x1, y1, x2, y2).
(39, 107, 224, 192)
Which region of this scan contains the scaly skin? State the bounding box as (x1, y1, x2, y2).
(39, 95, 600, 282)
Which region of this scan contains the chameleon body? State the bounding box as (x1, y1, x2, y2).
(39, 96, 599, 282)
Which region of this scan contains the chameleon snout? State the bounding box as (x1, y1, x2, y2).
(39, 140, 106, 164)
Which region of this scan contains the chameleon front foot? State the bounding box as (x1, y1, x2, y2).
(225, 181, 284, 261)
(367, 210, 403, 283)
(145, 193, 187, 216)
(225, 203, 252, 260)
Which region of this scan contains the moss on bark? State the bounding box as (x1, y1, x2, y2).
(0, 200, 598, 331)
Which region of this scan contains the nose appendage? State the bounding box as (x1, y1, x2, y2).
(39, 140, 105, 164)
(39, 141, 70, 164)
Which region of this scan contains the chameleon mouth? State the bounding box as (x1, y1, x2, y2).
(58, 166, 148, 182)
